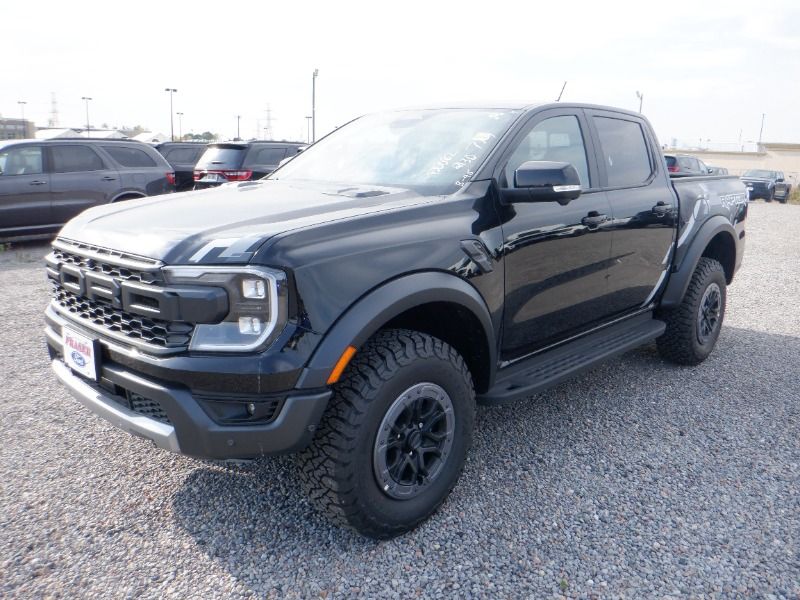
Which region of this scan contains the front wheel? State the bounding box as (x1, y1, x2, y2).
(765, 188, 774, 202)
(657, 257, 727, 365)
(780, 186, 791, 204)
(298, 329, 475, 539)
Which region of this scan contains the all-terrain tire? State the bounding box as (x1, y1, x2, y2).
(298, 329, 475, 539)
(657, 257, 726, 365)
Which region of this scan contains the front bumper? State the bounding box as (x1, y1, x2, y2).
(46, 307, 331, 459)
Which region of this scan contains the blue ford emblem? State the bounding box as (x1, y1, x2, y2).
(71, 351, 86, 367)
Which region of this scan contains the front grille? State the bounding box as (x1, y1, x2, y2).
(52, 247, 161, 284)
(53, 282, 193, 348)
(128, 391, 171, 424)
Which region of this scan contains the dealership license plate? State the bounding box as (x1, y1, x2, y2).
(201, 173, 222, 182)
(62, 327, 99, 381)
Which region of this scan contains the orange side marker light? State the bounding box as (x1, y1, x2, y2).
(327, 345, 357, 385)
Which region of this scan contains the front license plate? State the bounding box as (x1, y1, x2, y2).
(62, 327, 99, 381)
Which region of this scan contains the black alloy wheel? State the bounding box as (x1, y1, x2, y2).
(373, 382, 455, 500)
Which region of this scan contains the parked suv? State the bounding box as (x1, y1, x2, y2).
(155, 142, 207, 191)
(193, 141, 305, 188)
(664, 153, 711, 176)
(0, 138, 175, 241)
(740, 169, 792, 203)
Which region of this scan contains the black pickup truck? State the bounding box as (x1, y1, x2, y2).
(45, 103, 747, 538)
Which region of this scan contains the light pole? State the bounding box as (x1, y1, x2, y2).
(165, 88, 177, 141)
(636, 90, 644, 113)
(758, 113, 766, 147)
(305, 116, 312, 144)
(177, 112, 184, 140)
(236, 115, 241, 140)
(17, 101, 26, 137)
(81, 96, 92, 137)
(312, 68, 319, 142)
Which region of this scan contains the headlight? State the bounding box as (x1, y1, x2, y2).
(163, 265, 288, 352)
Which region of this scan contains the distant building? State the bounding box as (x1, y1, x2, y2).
(132, 132, 169, 143)
(0, 118, 36, 140)
(79, 129, 126, 139)
(36, 128, 80, 139)
(666, 143, 800, 185)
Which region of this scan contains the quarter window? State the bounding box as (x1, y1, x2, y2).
(247, 147, 287, 167)
(504, 115, 590, 188)
(102, 146, 157, 168)
(0, 146, 43, 176)
(593, 117, 653, 187)
(51, 145, 105, 173)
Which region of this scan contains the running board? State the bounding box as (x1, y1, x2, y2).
(479, 314, 666, 405)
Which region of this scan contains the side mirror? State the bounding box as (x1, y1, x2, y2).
(512, 161, 582, 205)
(777, 177, 784, 182)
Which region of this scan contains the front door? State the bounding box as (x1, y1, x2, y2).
(586, 110, 676, 314)
(497, 109, 615, 361)
(0, 144, 52, 235)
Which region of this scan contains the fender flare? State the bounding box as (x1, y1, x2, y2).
(295, 271, 497, 389)
(660, 215, 736, 309)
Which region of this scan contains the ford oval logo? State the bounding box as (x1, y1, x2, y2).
(71, 351, 86, 367)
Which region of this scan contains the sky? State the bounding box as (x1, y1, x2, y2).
(2, 0, 798, 150)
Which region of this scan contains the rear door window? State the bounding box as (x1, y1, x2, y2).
(244, 147, 287, 168)
(665, 156, 677, 169)
(0, 145, 43, 176)
(102, 145, 157, 168)
(51, 145, 105, 173)
(196, 146, 245, 169)
(593, 116, 653, 187)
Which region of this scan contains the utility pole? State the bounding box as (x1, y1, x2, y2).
(264, 105, 274, 140)
(312, 68, 319, 142)
(165, 88, 177, 141)
(305, 116, 312, 144)
(636, 90, 644, 113)
(49, 92, 59, 127)
(81, 96, 92, 137)
(236, 115, 241, 140)
(758, 113, 765, 147)
(177, 112, 184, 140)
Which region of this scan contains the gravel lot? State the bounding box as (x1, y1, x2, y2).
(1, 201, 798, 599)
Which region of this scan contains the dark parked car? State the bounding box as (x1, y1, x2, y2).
(664, 153, 711, 176)
(193, 141, 305, 189)
(740, 169, 792, 203)
(0, 138, 174, 241)
(46, 103, 747, 538)
(155, 142, 207, 191)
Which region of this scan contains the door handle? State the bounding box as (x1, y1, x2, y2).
(101, 176, 117, 181)
(29, 180, 47, 186)
(581, 212, 607, 228)
(651, 202, 671, 216)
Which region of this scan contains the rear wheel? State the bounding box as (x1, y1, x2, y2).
(657, 258, 726, 365)
(298, 329, 475, 539)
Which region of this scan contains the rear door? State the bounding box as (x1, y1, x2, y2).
(243, 145, 287, 179)
(0, 144, 52, 234)
(49, 144, 120, 223)
(496, 108, 615, 360)
(586, 109, 676, 315)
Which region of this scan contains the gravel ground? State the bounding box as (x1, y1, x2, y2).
(1, 202, 798, 599)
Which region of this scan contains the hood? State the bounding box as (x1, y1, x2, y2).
(58, 180, 430, 264)
(740, 177, 773, 183)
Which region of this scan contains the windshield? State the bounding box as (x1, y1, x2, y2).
(743, 169, 775, 178)
(271, 108, 520, 194)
